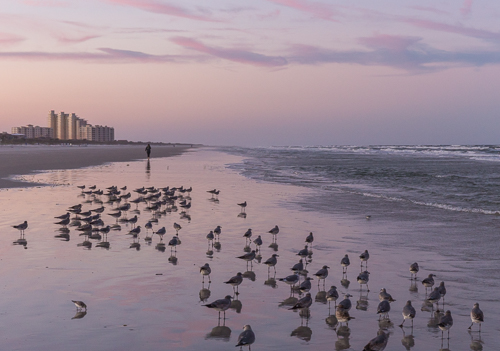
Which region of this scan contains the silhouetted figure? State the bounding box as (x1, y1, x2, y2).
(145, 143, 151, 158)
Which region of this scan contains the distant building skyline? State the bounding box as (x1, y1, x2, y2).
(11, 125, 53, 139)
(11, 111, 114, 142)
(47, 110, 114, 142)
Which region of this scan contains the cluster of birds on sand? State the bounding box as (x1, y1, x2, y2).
(11, 183, 486, 350)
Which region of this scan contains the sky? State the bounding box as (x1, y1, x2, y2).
(1, 0, 500, 146)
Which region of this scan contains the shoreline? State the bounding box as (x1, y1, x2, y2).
(0, 144, 195, 189)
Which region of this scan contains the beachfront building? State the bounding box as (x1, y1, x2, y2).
(47, 110, 114, 142)
(11, 125, 54, 139)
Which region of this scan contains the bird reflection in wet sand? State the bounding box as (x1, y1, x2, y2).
(401, 327, 415, 350)
(469, 330, 484, 351)
(325, 313, 338, 330)
(291, 321, 312, 341)
(243, 270, 256, 282)
(356, 291, 369, 311)
(428, 310, 444, 329)
(199, 287, 211, 302)
(54, 232, 70, 242)
(341, 277, 350, 289)
(13, 234, 28, 248)
(409, 279, 418, 293)
(315, 290, 327, 304)
(206, 325, 231, 340)
(72, 311, 87, 319)
(230, 295, 243, 314)
(363, 329, 389, 351)
(335, 327, 351, 351)
(264, 276, 277, 288)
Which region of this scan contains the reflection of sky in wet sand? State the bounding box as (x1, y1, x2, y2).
(0, 149, 498, 350)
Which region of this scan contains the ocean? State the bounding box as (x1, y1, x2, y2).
(0, 146, 497, 350)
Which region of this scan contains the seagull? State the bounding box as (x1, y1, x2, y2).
(214, 225, 221, 238)
(12, 221, 28, 233)
(326, 286, 339, 308)
(268, 225, 279, 236)
(291, 259, 304, 272)
(55, 212, 70, 220)
(468, 302, 484, 331)
(279, 274, 299, 287)
(128, 226, 141, 237)
(204, 295, 232, 320)
(253, 235, 262, 250)
(238, 201, 247, 212)
(263, 254, 279, 273)
(72, 300, 87, 311)
(378, 288, 396, 302)
(289, 293, 312, 310)
(426, 287, 441, 309)
(200, 263, 211, 284)
(438, 310, 453, 339)
(55, 217, 70, 227)
(243, 229, 252, 244)
(337, 293, 353, 311)
(437, 281, 447, 309)
(305, 232, 314, 246)
(224, 272, 243, 293)
(299, 277, 313, 293)
(206, 230, 214, 245)
(341, 254, 350, 274)
(409, 262, 419, 280)
(314, 265, 329, 287)
(237, 250, 256, 267)
(297, 245, 309, 258)
(359, 250, 369, 268)
(155, 227, 166, 240)
(173, 222, 182, 233)
(335, 308, 355, 326)
(377, 300, 391, 320)
(399, 300, 416, 327)
(357, 271, 370, 291)
(362, 330, 388, 351)
(422, 274, 436, 292)
(235, 325, 255, 350)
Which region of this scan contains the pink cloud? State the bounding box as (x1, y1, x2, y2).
(267, 0, 339, 22)
(22, 0, 68, 6)
(403, 18, 500, 42)
(105, 0, 222, 22)
(460, 0, 473, 17)
(0, 48, 195, 63)
(358, 34, 421, 52)
(0, 33, 25, 46)
(55, 34, 101, 44)
(171, 37, 288, 67)
(409, 6, 449, 15)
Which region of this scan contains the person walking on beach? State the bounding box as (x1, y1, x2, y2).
(145, 144, 151, 159)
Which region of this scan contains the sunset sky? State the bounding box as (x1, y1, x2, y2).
(2, 0, 500, 146)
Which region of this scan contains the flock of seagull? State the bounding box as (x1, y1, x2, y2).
(11, 182, 486, 351)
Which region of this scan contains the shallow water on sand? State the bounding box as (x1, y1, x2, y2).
(0, 148, 496, 350)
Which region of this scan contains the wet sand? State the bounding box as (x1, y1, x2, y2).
(0, 144, 191, 188)
(0, 148, 496, 350)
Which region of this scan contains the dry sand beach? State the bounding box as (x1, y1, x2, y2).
(0, 144, 190, 188)
(0, 146, 496, 351)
